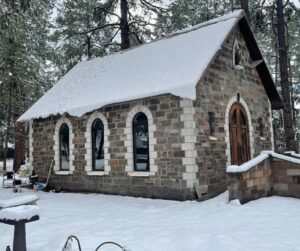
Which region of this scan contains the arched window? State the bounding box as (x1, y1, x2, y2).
(132, 112, 149, 171)
(59, 123, 70, 170)
(233, 39, 243, 70)
(91, 119, 104, 171)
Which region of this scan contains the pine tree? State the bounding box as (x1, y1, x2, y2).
(0, 0, 55, 170)
(52, 0, 167, 75)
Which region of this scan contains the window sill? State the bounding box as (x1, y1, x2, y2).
(234, 65, 244, 70)
(127, 171, 156, 177)
(55, 171, 73, 175)
(86, 171, 110, 176)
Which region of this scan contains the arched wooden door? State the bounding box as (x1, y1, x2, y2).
(229, 103, 250, 165)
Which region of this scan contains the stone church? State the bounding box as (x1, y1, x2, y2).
(19, 10, 282, 200)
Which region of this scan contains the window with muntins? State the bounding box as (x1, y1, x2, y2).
(59, 123, 69, 170)
(92, 119, 104, 171)
(133, 112, 149, 171)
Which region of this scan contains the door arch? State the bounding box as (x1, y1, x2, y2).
(229, 103, 250, 165)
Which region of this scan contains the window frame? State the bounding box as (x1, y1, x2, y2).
(84, 112, 110, 176)
(132, 112, 150, 172)
(53, 117, 74, 175)
(124, 105, 158, 177)
(232, 39, 244, 70)
(59, 123, 70, 171)
(91, 118, 105, 171)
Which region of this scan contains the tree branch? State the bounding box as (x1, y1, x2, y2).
(139, 0, 168, 12)
(67, 23, 120, 38)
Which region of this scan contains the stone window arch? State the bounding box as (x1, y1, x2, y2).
(224, 95, 254, 166)
(85, 112, 110, 176)
(125, 106, 157, 176)
(54, 117, 75, 174)
(233, 39, 244, 70)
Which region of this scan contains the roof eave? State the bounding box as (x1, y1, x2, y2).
(238, 17, 283, 110)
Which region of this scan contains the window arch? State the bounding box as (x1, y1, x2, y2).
(224, 95, 254, 167)
(233, 39, 243, 70)
(59, 123, 70, 170)
(132, 112, 149, 171)
(91, 119, 104, 171)
(85, 112, 110, 175)
(125, 105, 158, 176)
(53, 117, 74, 174)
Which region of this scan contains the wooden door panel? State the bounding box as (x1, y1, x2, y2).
(229, 103, 250, 165)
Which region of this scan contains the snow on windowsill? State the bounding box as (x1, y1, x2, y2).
(0, 205, 40, 221)
(54, 171, 73, 175)
(233, 64, 244, 70)
(127, 171, 156, 177)
(86, 171, 110, 176)
(227, 150, 300, 173)
(209, 136, 217, 141)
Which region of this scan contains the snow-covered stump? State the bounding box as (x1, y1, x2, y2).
(227, 158, 273, 204)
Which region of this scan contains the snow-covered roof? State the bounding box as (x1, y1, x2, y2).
(19, 10, 244, 121)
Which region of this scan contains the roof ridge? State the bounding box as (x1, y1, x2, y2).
(82, 10, 244, 66)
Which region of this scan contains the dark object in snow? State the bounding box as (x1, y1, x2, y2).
(2, 171, 15, 188)
(29, 170, 38, 184)
(95, 241, 126, 251)
(6, 245, 11, 251)
(62, 235, 127, 251)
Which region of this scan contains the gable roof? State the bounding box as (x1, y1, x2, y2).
(18, 10, 282, 122)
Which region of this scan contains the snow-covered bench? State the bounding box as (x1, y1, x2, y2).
(0, 195, 40, 251)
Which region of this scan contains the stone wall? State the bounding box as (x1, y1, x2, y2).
(273, 160, 300, 198)
(31, 26, 276, 201)
(227, 156, 300, 204)
(32, 94, 198, 200)
(194, 26, 273, 199)
(227, 158, 272, 204)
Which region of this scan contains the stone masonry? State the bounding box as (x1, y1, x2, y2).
(193, 26, 273, 200)
(228, 157, 300, 204)
(31, 25, 274, 201)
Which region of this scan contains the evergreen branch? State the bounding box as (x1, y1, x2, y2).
(139, 0, 168, 12)
(67, 23, 120, 38)
(94, 6, 120, 20)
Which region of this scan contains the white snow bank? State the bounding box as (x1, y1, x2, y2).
(0, 205, 39, 221)
(1, 187, 300, 251)
(0, 195, 39, 209)
(227, 150, 300, 173)
(18, 10, 243, 121)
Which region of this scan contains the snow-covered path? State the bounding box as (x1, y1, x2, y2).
(0, 184, 300, 251)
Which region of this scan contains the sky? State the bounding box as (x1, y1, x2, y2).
(291, 0, 300, 7)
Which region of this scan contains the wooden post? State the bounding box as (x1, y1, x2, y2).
(13, 222, 26, 251)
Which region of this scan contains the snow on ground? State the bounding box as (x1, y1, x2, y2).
(0, 182, 300, 251)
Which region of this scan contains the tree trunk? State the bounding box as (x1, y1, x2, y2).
(3, 81, 13, 171)
(276, 0, 295, 150)
(120, 0, 130, 50)
(13, 121, 25, 172)
(240, 0, 250, 22)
